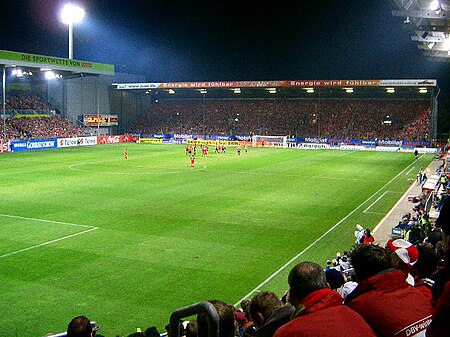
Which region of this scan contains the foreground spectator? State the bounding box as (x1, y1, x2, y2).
(427, 196, 450, 336)
(67, 316, 96, 337)
(273, 262, 376, 337)
(248, 291, 294, 337)
(385, 238, 419, 286)
(197, 300, 236, 337)
(345, 244, 433, 337)
(411, 243, 437, 299)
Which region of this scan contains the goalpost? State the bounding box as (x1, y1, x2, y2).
(251, 135, 288, 148)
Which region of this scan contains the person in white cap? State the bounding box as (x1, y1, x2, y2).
(385, 238, 419, 286)
(354, 224, 365, 244)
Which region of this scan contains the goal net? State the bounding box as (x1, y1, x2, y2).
(251, 135, 288, 148)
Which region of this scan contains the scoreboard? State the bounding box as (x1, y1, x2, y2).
(83, 115, 118, 127)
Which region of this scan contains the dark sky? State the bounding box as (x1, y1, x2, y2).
(1, 0, 449, 91)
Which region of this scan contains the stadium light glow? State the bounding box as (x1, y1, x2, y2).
(61, 4, 85, 24)
(60, 4, 85, 59)
(386, 87, 395, 94)
(11, 69, 32, 77)
(45, 71, 56, 80)
(232, 88, 241, 94)
(443, 36, 450, 50)
(267, 88, 277, 94)
(199, 89, 207, 94)
(303, 87, 314, 93)
(418, 87, 428, 94)
(344, 87, 354, 93)
(430, 0, 441, 11)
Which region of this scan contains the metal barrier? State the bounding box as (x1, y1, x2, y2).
(169, 302, 219, 337)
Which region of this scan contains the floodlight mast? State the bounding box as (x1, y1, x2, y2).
(61, 4, 85, 60)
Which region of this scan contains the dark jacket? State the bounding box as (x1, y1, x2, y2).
(255, 305, 294, 337)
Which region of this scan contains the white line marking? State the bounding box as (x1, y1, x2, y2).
(0, 227, 98, 259)
(363, 190, 402, 214)
(0, 213, 95, 229)
(234, 158, 420, 306)
(406, 167, 416, 175)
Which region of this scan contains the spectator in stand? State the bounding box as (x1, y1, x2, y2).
(197, 300, 236, 337)
(361, 229, 374, 244)
(325, 259, 345, 290)
(410, 243, 437, 299)
(67, 315, 97, 337)
(431, 195, 450, 302)
(385, 238, 419, 286)
(427, 195, 450, 336)
(354, 224, 365, 244)
(344, 244, 433, 337)
(273, 262, 376, 337)
(248, 291, 294, 337)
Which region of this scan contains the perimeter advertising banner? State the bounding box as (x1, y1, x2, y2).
(0, 142, 9, 153)
(11, 139, 57, 152)
(116, 79, 437, 90)
(78, 136, 97, 146)
(97, 135, 133, 144)
(58, 138, 78, 148)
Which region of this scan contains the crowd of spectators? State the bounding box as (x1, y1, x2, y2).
(5, 90, 53, 113)
(129, 98, 431, 142)
(2, 116, 88, 140)
(0, 91, 90, 141)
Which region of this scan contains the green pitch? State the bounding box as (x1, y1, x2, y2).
(0, 144, 432, 336)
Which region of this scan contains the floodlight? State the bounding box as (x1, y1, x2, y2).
(344, 87, 354, 93)
(60, 4, 85, 59)
(443, 37, 450, 51)
(386, 87, 395, 94)
(430, 0, 440, 11)
(61, 4, 85, 24)
(45, 71, 56, 80)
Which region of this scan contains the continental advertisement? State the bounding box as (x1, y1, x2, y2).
(139, 138, 163, 144)
(187, 139, 240, 146)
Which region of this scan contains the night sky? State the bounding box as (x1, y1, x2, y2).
(1, 0, 449, 91)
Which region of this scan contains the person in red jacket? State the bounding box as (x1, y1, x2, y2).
(344, 244, 433, 337)
(273, 262, 376, 337)
(427, 195, 450, 336)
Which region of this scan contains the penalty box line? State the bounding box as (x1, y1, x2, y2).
(0, 213, 98, 259)
(234, 157, 420, 306)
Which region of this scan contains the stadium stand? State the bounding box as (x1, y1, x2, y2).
(128, 99, 430, 143)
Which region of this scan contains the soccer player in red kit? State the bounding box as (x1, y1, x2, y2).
(190, 156, 195, 168)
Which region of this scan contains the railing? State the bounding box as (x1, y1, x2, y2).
(169, 302, 219, 337)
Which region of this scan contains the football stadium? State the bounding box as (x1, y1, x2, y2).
(1, 1, 450, 337)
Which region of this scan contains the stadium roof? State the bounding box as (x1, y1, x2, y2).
(391, 0, 450, 60)
(112, 79, 438, 100)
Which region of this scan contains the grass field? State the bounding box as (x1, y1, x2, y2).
(0, 144, 433, 336)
